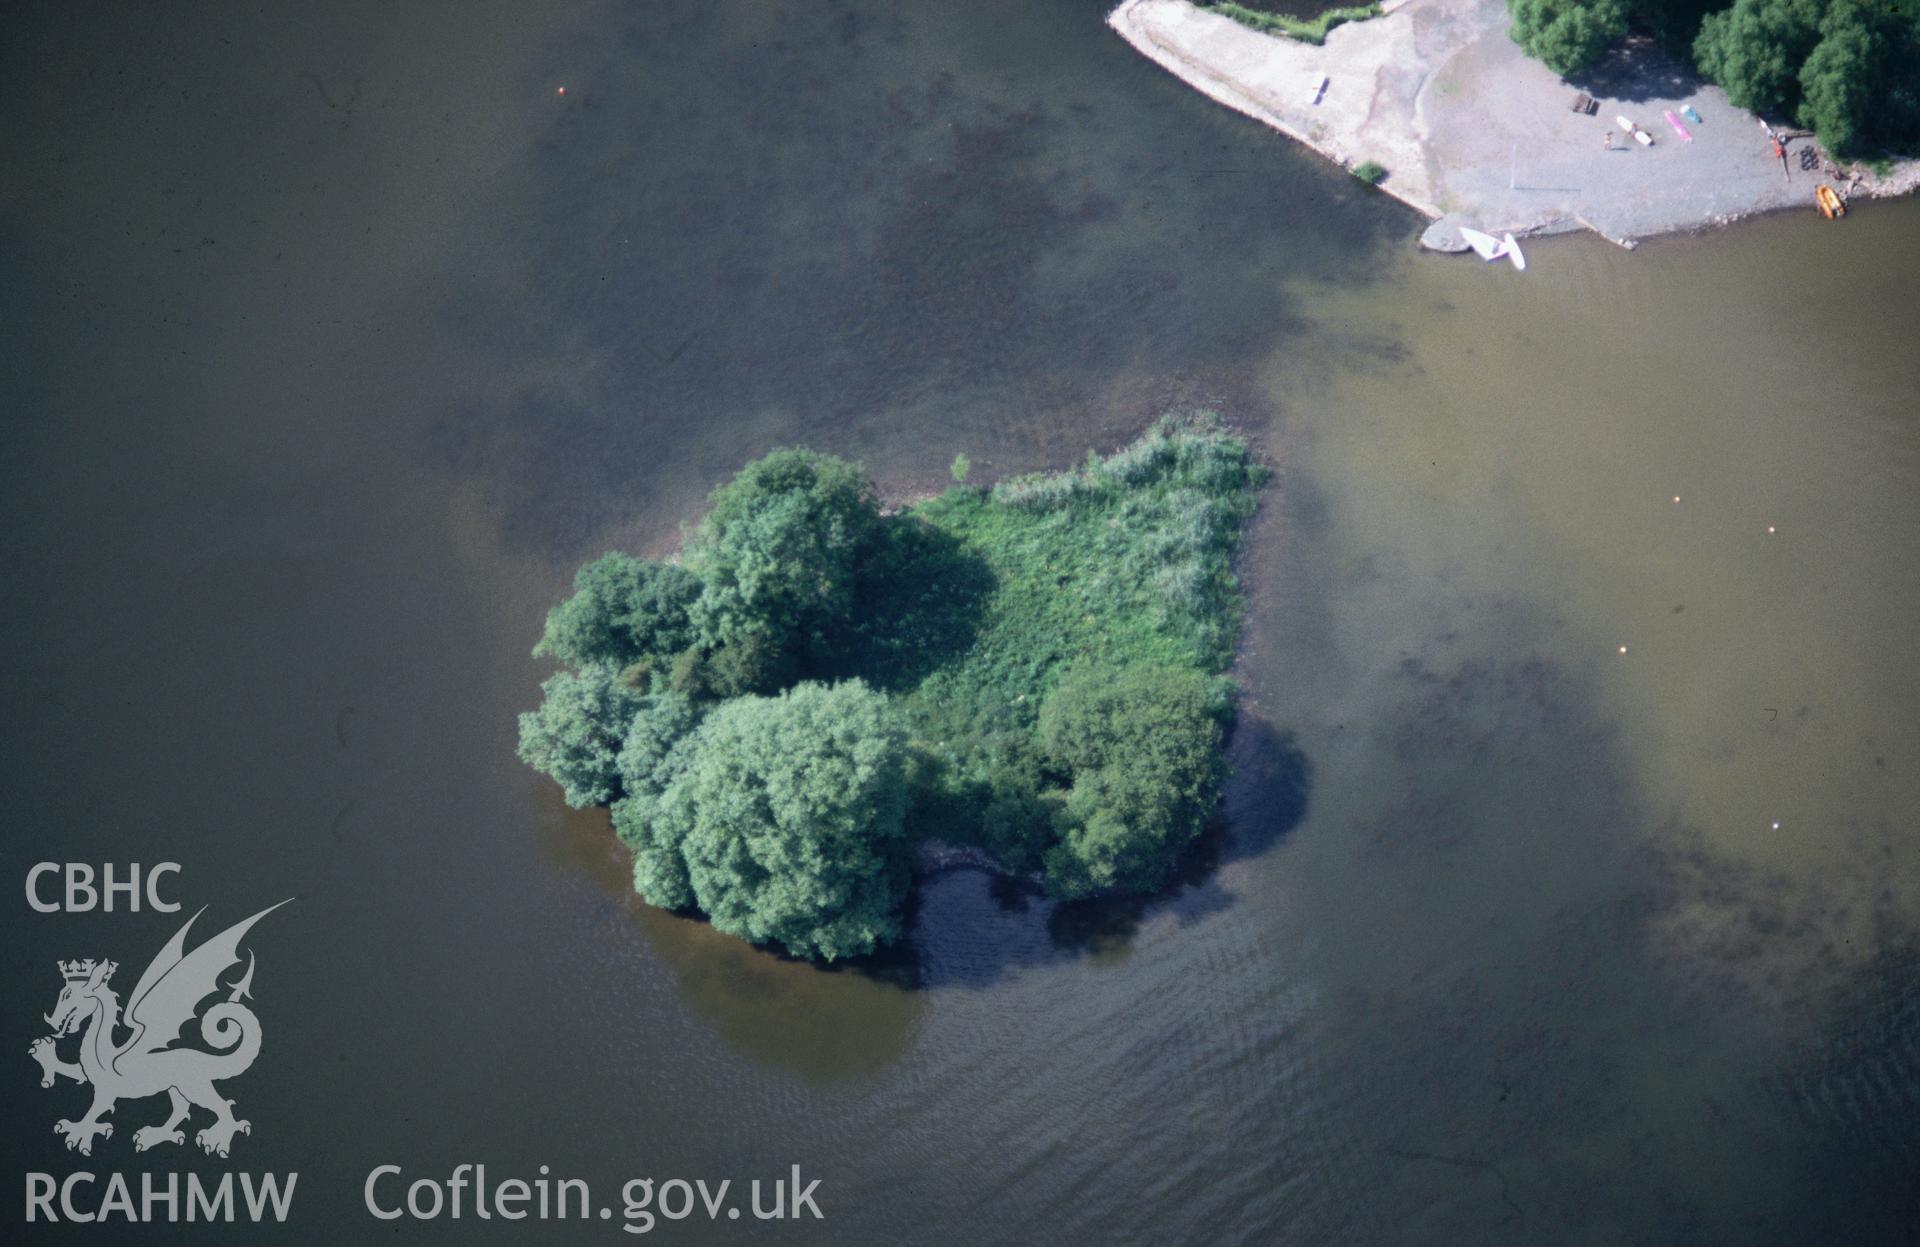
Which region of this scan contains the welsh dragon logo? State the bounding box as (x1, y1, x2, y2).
(29, 901, 289, 1158)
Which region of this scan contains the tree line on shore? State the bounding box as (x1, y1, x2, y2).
(1507, 0, 1920, 158)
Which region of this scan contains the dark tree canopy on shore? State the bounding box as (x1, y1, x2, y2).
(1506, 0, 1920, 157)
(1694, 0, 1920, 156)
(1507, 0, 1629, 76)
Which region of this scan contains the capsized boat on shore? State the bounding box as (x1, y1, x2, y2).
(1816, 184, 1846, 219)
(1458, 226, 1506, 261)
(1457, 226, 1527, 271)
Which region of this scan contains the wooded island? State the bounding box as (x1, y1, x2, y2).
(519, 414, 1265, 959)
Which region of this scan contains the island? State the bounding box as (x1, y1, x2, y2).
(1110, 0, 1920, 248)
(517, 414, 1267, 959)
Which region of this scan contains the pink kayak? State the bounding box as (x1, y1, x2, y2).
(1664, 110, 1693, 142)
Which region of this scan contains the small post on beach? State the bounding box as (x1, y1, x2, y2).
(1509, 142, 1517, 191)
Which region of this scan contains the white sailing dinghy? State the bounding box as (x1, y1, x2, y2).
(1456, 226, 1528, 272)
(1458, 226, 1506, 261)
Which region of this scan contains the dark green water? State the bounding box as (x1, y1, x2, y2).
(4, 1, 1916, 1242)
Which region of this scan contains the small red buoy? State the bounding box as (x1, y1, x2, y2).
(556, 86, 567, 96)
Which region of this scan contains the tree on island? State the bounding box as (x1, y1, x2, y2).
(672, 681, 910, 961)
(516, 663, 646, 809)
(533, 552, 701, 669)
(608, 680, 912, 961)
(611, 692, 707, 910)
(1038, 665, 1229, 899)
(684, 449, 881, 659)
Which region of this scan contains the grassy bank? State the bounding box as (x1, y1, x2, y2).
(882, 415, 1265, 871)
(1201, 2, 1381, 45)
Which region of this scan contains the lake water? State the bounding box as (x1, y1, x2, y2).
(4, 0, 1916, 1242)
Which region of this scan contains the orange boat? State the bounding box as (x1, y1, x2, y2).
(1816, 184, 1846, 219)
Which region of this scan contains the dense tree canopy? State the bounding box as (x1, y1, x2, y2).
(684, 449, 882, 659)
(665, 627, 795, 701)
(515, 663, 646, 809)
(673, 680, 911, 960)
(1798, 3, 1878, 152)
(1037, 665, 1229, 899)
(1693, 0, 1826, 116)
(532, 551, 701, 668)
(611, 693, 706, 910)
(1507, 0, 1630, 75)
(1793, 1, 1920, 156)
(1694, 0, 1920, 155)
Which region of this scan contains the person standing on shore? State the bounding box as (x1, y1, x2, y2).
(1604, 131, 1614, 150)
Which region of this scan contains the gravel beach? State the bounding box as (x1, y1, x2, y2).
(1109, 0, 1920, 248)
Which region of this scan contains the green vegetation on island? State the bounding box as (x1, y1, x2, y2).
(518, 415, 1267, 959)
(1201, 3, 1382, 45)
(1506, 0, 1920, 158)
(1351, 159, 1389, 184)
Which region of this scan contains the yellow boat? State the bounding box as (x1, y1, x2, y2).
(1816, 184, 1845, 219)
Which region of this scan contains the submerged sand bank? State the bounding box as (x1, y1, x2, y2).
(1109, 0, 1919, 249)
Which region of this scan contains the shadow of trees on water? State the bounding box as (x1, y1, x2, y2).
(534, 684, 1314, 996)
(882, 715, 1312, 990)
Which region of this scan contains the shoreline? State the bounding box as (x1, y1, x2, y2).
(1109, 0, 1920, 250)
